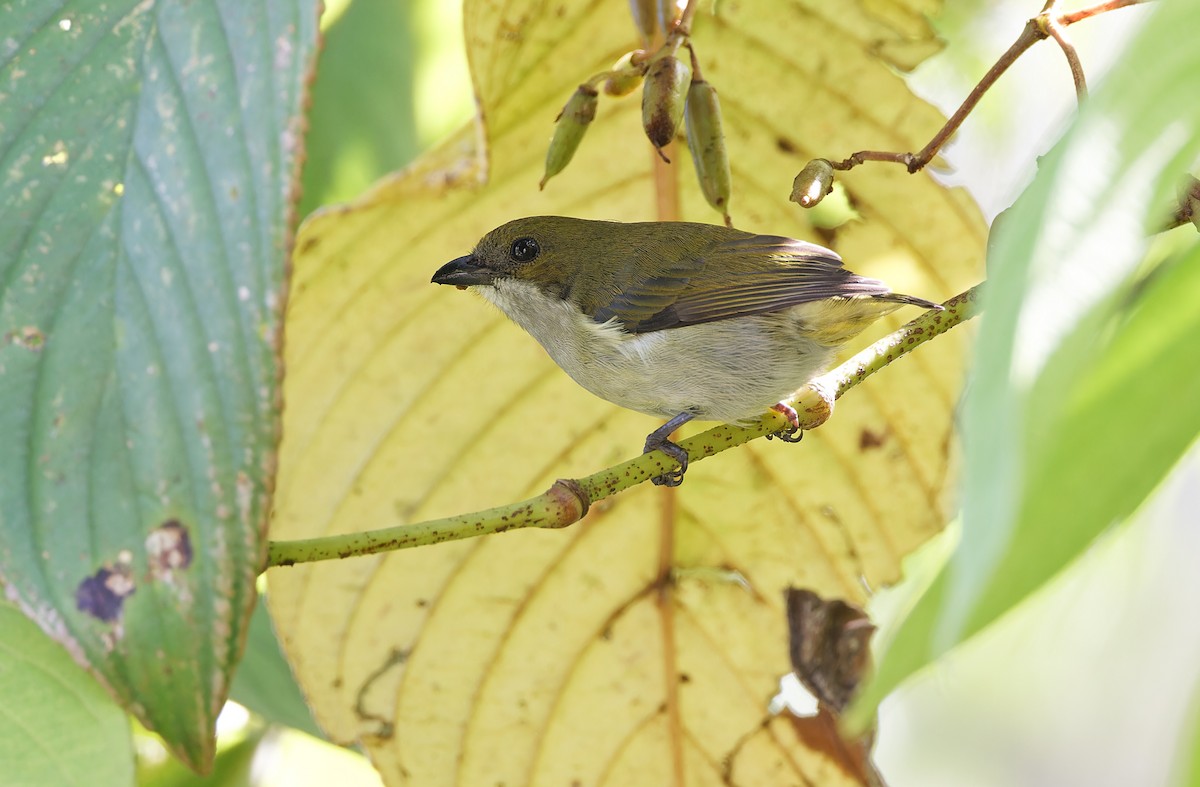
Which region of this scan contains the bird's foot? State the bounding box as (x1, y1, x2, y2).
(644, 412, 696, 487)
(766, 401, 804, 443)
(645, 435, 688, 486)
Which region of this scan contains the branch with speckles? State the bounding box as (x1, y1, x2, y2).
(264, 285, 984, 568)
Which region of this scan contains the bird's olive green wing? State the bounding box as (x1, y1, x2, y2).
(593, 236, 916, 333)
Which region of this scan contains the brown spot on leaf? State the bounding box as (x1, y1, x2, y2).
(146, 519, 193, 577)
(787, 707, 878, 786)
(784, 589, 881, 782)
(76, 565, 136, 622)
(8, 325, 46, 351)
(858, 428, 888, 451)
(776, 136, 797, 154)
(785, 587, 874, 714)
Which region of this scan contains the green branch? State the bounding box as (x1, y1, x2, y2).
(265, 284, 983, 569)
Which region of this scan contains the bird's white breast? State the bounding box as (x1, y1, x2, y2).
(476, 279, 835, 423)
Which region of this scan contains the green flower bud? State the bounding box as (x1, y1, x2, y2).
(641, 54, 691, 161)
(790, 159, 836, 208)
(540, 84, 599, 190)
(604, 50, 648, 97)
(685, 77, 732, 225)
(629, 0, 657, 41)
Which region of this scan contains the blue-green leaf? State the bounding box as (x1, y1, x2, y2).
(0, 1, 318, 771)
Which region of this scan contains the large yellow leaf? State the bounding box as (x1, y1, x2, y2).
(269, 0, 983, 784)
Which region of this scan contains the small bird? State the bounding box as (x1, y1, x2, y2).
(432, 216, 940, 486)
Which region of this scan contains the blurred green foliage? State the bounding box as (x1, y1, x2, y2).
(299, 0, 472, 216)
(0, 602, 135, 784)
(854, 0, 1200, 741)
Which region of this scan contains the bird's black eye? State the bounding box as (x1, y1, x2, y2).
(510, 237, 540, 263)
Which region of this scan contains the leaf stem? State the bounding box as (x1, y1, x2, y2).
(1039, 5, 1088, 100)
(678, 0, 700, 34)
(265, 285, 984, 569)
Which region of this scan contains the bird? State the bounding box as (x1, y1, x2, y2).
(432, 216, 941, 486)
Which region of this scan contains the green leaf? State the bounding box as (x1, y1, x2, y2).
(298, 0, 420, 217)
(853, 0, 1200, 722)
(1177, 671, 1200, 787)
(137, 727, 263, 787)
(230, 595, 323, 739)
(0, 601, 134, 786)
(0, 1, 317, 771)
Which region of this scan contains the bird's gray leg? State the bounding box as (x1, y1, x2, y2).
(643, 412, 695, 487)
(766, 401, 804, 443)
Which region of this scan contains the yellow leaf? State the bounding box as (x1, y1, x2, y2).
(269, 0, 984, 784)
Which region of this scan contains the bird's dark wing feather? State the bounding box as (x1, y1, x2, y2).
(593, 235, 905, 333)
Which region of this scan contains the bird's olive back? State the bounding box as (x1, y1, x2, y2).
(471, 216, 749, 314)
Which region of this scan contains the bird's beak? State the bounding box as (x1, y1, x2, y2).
(431, 255, 496, 288)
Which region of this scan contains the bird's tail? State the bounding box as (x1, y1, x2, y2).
(797, 289, 943, 346)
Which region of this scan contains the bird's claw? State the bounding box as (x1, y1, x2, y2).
(645, 433, 689, 487)
(768, 425, 804, 443)
(766, 401, 804, 443)
(652, 467, 686, 487)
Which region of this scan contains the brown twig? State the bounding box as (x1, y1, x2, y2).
(832, 20, 1043, 173)
(1041, 14, 1088, 99)
(1059, 0, 1147, 25)
(677, 0, 701, 36)
(830, 0, 1153, 175)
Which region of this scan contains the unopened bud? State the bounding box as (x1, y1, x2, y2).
(604, 50, 648, 97)
(790, 159, 835, 208)
(685, 78, 732, 225)
(641, 55, 691, 162)
(629, 0, 657, 41)
(540, 85, 599, 190)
